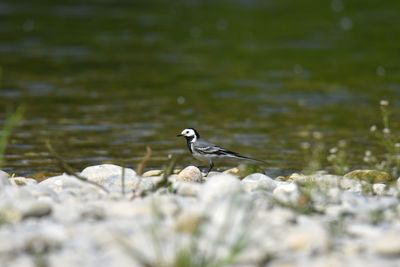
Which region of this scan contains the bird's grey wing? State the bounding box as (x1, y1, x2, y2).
(193, 139, 224, 154)
(194, 139, 259, 159)
(194, 139, 266, 162)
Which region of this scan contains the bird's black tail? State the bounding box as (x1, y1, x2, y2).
(222, 149, 267, 164)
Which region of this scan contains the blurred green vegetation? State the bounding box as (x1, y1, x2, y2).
(0, 106, 24, 168)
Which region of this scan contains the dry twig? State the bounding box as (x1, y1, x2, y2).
(136, 146, 152, 176)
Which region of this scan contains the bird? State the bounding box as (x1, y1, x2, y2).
(177, 128, 265, 176)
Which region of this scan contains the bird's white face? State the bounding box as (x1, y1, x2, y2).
(180, 128, 196, 138)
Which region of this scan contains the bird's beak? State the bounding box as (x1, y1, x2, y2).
(176, 134, 183, 137)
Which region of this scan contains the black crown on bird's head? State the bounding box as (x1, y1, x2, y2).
(187, 128, 200, 138)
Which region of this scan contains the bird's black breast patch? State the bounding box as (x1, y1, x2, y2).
(186, 140, 193, 153)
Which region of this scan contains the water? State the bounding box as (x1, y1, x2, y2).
(1, 0, 399, 177)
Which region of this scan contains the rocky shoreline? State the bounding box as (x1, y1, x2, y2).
(1, 164, 400, 267)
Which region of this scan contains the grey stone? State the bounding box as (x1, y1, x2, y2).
(223, 167, 240, 176)
(147, 175, 166, 186)
(21, 200, 52, 218)
(347, 224, 381, 238)
(200, 173, 242, 203)
(273, 182, 299, 203)
(372, 183, 387, 195)
(173, 211, 202, 233)
(167, 174, 178, 183)
(241, 173, 277, 192)
(173, 181, 201, 197)
(39, 173, 86, 191)
(0, 169, 10, 178)
(5, 255, 35, 267)
(287, 172, 308, 183)
(0, 186, 52, 223)
(283, 217, 330, 254)
(2, 169, 400, 267)
(339, 178, 362, 193)
(0, 169, 10, 190)
(39, 173, 104, 197)
(136, 178, 155, 192)
(371, 229, 400, 256)
(142, 170, 163, 177)
(396, 177, 400, 191)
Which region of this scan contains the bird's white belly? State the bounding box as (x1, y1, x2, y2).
(192, 151, 209, 161)
(193, 154, 207, 161)
(192, 150, 220, 161)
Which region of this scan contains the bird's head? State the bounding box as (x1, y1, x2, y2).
(177, 128, 200, 141)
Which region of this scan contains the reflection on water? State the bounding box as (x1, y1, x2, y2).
(0, 0, 399, 176)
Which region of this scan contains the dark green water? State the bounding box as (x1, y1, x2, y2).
(1, 0, 399, 176)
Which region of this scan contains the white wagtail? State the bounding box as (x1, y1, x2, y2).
(177, 128, 265, 176)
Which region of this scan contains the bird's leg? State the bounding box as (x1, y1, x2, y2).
(196, 165, 204, 170)
(195, 164, 207, 173)
(205, 160, 214, 177)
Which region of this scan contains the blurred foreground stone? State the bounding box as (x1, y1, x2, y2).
(0, 165, 400, 267)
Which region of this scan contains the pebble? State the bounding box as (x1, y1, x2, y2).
(223, 167, 240, 176)
(347, 224, 382, 238)
(241, 173, 277, 192)
(0, 169, 10, 178)
(135, 178, 155, 193)
(21, 200, 52, 218)
(177, 166, 203, 182)
(372, 183, 386, 195)
(200, 173, 242, 202)
(39, 173, 101, 196)
(204, 171, 223, 179)
(173, 181, 201, 197)
(339, 178, 362, 192)
(371, 230, 400, 256)
(173, 211, 202, 233)
(0, 169, 10, 190)
(142, 170, 163, 177)
(287, 172, 308, 182)
(273, 183, 299, 203)
(0, 165, 400, 267)
(284, 217, 329, 254)
(397, 177, 400, 191)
